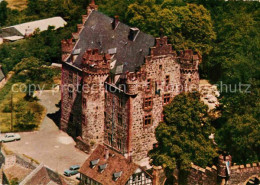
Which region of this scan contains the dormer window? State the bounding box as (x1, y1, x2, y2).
(98, 164, 107, 173)
(72, 48, 81, 55)
(90, 159, 100, 168)
(128, 28, 140, 41)
(113, 171, 122, 181)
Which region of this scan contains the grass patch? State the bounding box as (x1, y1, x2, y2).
(0, 66, 60, 133)
(0, 89, 45, 133)
(6, 0, 27, 10)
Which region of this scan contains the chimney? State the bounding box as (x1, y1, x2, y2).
(128, 28, 140, 41)
(87, 0, 98, 15)
(112, 16, 120, 30)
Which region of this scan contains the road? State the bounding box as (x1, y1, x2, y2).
(3, 90, 88, 178)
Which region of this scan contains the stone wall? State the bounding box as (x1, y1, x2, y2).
(129, 53, 182, 162)
(184, 162, 260, 185)
(15, 154, 38, 170)
(228, 163, 260, 185)
(104, 88, 130, 155)
(81, 73, 108, 146)
(185, 164, 218, 185)
(60, 63, 82, 138)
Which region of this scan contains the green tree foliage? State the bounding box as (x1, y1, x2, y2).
(197, 1, 260, 164)
(0, 0, 8, 26)
(97, 0, 136, 22)
(201, 2, 260, 83)
(127, 1, 215, 54)
(14, 57, 44, 73)
(215, 83, 260, 164)
(149, 92, 217, 174)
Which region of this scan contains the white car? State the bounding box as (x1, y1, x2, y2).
(0, 133, 21, 143)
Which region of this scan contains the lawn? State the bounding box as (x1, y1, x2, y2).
(6, 0, 27, 10)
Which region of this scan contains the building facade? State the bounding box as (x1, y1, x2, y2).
(61, 0, 200, 163)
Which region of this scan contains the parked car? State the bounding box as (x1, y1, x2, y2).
(70, 165, 80, 171)
(0, 133, 21, 143)
(64, 165, 80, 177)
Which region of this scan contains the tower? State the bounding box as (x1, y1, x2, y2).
(179, 49, 200, 92)
(81, 49, 111, 146)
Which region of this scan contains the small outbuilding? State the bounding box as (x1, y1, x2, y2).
(0, 17, 67, 42)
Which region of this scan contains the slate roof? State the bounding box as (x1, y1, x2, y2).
(79, 145, 146, 185)
(70, 11, 155, 73)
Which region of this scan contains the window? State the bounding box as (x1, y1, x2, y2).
(144, 97, 152, 109)
(119, 97, 123, 108)
(117, 139, 122, 150)
(68, 71, 73, 84)
(108, 133, 113, 146)
(164, 93, 171, 104)
(118, 113, 123, 126)
(69, 114, 73, 123)
(165, 75, 170, 86)
(144, 115, 152, 126)
(83, 98, 86, 107)
(69, 87, 73, 99)
(147, 79, 151, 90)
(82, 115, 85, 125)
(159, 65, 162, 70)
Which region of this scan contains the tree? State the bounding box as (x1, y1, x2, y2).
(216, 114, 260, 164)
(149, 92, 217, 177)
(0, 0, 8, 26)
(14, 57, 43, 73)
(215, 82, 260, 164)
(127, 2, 216, 54)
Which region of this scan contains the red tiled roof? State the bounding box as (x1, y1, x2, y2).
(79, 145, 139, 185)
(4, 164, 32, 182)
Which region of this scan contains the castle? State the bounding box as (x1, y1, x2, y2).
(60, 1, 260, 184)
(60, 0, 199, 164)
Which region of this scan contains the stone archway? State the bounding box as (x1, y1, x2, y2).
(243, 175, 260, 185)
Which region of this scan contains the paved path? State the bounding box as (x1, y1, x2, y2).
(3, 91, 88, 177)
